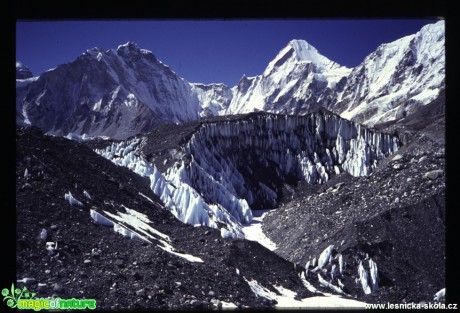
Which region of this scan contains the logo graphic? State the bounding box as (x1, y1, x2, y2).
(2, 283, 96, 311)
(2, 283, 36, 308)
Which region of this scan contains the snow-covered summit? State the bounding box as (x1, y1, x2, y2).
(117, 41, 140, 51)
(16, 21, 444, 138)
(227, 39, 351, 115)
(264, 39, 346, 75)
(16, 61, 34, 79)
(289, 39, 342, 70)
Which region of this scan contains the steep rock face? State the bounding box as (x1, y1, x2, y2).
(94, 111, 399, 239)
(226, 40, 351, 116)
(334, 21, 445, 126)
(19, 42, 203, 139)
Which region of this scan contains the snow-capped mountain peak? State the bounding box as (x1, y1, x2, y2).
(16, 21, 444, 138)
(288, 39, 340, 70)
(16, 60, 34, 79)
(226, 39, 351, 115)
(265, 39, 344, 75)
(336, 20, 444, 126)
(117, 41, 141, 52)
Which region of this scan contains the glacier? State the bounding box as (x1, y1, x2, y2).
(96, 111, 399, 239)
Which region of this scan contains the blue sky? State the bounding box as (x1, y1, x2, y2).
(16, 19, 440, 86)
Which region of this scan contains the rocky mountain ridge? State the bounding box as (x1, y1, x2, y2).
(16, 21, 444, 139)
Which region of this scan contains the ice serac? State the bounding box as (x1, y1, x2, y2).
(335, 20, 445, 126)
(19, 42, 202, 139)
(358, 261, 372, 295)
(183, 111, 398, 212)
(95, 110, 398, 239)
(226, 40, 351, 116)
(95, 138, 247, 239)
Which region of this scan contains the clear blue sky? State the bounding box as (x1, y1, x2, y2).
(16, 19, 439, 86)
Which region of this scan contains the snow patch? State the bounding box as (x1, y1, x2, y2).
(242, 210, 278, 251)
(138, 192, 156, 204)
(91, 206, 204, 263)
(245, 276, 365, 308)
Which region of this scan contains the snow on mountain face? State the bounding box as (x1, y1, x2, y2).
(16, 21, 444, 139)
(95, 111, 399, 239)
(16, 61, 38, 127)
(16, 61, 34, 79)
(191, 83, 232, 117)
(226, 40, 351, 116)
(18, 42, 205, 139)
(335, 20, 444, 126)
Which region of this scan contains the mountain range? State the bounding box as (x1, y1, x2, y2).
(16, 20, 444, 140)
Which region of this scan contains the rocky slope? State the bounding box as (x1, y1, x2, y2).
(16, 126, 320, 310)
(262, 100, 445, 303)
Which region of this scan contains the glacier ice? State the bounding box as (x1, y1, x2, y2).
(317, 273, 346, 296)
(96, 112, 398, 239)
(40, 228, 47, 241)
(368, 258, 379, 293)
(45, 242, 58, 253)
(90, 209, 115, 227)
(64, 192, 83, 207)
(317, 245, 334, 269)
(331, 264, 339, 282)
(338, 254, 344, 275)
(83, 190, 92, 200)
(95, 138, 247, 239)
(358, 261, 372, 295)
(311, 257, 317, 268)
(434, 288, 445, 301)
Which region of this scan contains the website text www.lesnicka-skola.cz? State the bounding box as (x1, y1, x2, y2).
(366, 302, 458, 310)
